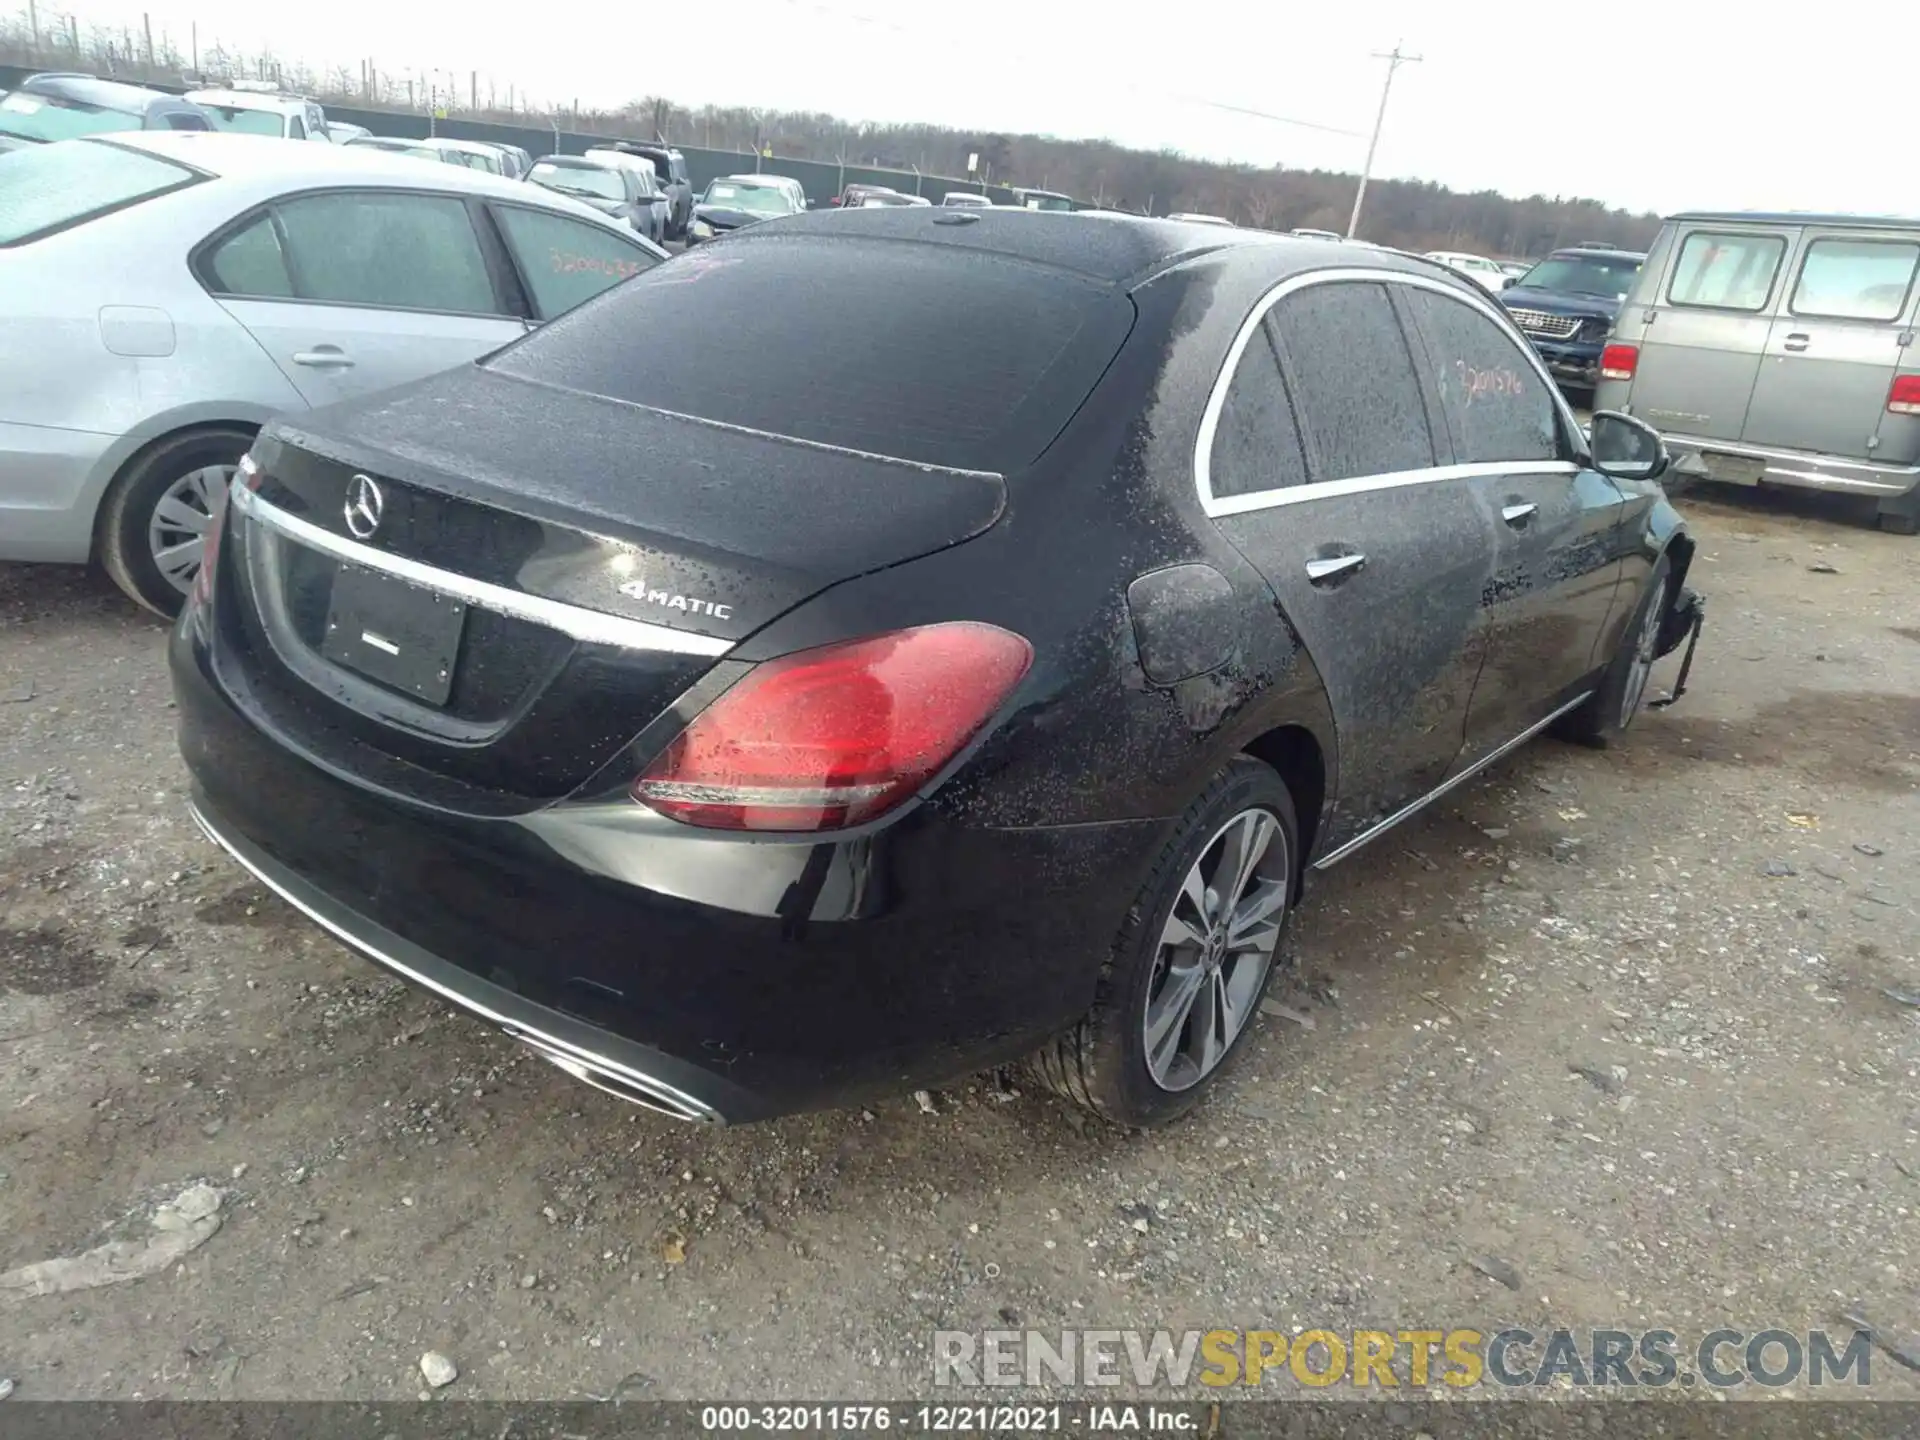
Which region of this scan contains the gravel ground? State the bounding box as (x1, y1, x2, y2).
(0, 483, 1915, 1402)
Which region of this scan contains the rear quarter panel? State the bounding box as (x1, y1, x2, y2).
(2, 179, 305, 433)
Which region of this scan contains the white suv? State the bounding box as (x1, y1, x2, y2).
(185, 87, 331, 142)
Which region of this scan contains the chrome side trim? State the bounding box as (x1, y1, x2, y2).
(1206, 459, 1579, 516)
(1194, 265, 1589, 519)
(188, 799, 720, 1124)
(230, 482, 733, 658)
(1311, 691, 1592, 870)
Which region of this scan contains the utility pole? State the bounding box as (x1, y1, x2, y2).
(1347, 41, 1420, 240)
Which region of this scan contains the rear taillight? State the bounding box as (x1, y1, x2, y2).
(1889, 374, 1920, 415)
(1599, 343, 1638, 382)
(632, 622, 1033, 832)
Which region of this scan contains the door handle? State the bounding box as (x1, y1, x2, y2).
(1501, 501, 1538, 527)
(1305, 552, 1367, 586)
(1782, 333, 1810, 353)
(292, 347, 355, 369)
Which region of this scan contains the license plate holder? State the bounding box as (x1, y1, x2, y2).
(1701, 451, 1766, 486)
(320, 563, 465, 706)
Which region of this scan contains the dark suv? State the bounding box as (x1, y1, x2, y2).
(1498, 247, 1646, 402)
(0, 73, 212, 152)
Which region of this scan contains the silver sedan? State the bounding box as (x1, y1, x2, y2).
(0, 131, 668, 614)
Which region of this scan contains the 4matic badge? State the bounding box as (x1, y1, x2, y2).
(617, 577, 733, 620)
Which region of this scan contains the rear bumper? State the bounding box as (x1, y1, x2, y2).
(170, 609, 1160, 1122)
(1663, 433, 1920, 502)
(0, 420, 118, 564)
(187, 794, 733, 1123)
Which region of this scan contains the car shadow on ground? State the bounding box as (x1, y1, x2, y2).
(1670, 478, 1889, 533)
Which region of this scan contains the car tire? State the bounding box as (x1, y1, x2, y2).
(1031, 755, 1300, 1128)
(1876, 508, 1919, 536)
(97, 426, 253, 619)
(1559, 554, 1672, 749)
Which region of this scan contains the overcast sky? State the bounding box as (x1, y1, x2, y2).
(62, 0, 1897, 216)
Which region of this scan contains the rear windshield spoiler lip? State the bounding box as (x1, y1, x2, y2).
(479, 369, 1010, 484)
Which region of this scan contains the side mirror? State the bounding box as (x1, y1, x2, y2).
(1589, 410, 1669, 483)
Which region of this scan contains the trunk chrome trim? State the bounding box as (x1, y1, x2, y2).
(187, 798, 722, 1125)
(1311, 690, 1593, 870)
(230, 482, 733, 658)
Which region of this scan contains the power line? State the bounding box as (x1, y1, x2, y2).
(1169, 96, 1364, 139)
(778, 0, 1361, 139)
(1346, 41, 1420, 238)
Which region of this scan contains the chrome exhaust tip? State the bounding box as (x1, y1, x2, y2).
(508, 1028, 720, 1124)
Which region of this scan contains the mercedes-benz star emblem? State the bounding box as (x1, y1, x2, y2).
(343, 474, 384, 540)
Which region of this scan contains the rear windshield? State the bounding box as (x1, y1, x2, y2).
(0, 138, 198, 246)
(0, 88, 140, 143)
(489, 235, 1127, 471)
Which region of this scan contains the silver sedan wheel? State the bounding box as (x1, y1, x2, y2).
(1142, 807, 1290, 1092)
(1619, 576, 1669, 729)
(148, 464, 233, 598)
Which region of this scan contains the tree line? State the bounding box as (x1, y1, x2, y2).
(0, 19, 1659, 257)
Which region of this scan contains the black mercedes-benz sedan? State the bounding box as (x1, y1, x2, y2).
(172, 209, 1705, 1128)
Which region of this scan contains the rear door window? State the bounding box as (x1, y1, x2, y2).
(1208, 325, 1308, 499)
(491, 204, 659, 319)
(0, 138, 198, 246)
(1269, 281, 1436, 481)
(1667, 231, 1786, 311)
(1403, 289, 1561, 464)
(487, 236, 1131, 472)
(203, 213, 295, 297)
(1789, 238, 1920, 322)
(272, 191, 501, 314)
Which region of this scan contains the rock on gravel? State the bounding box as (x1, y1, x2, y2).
(0, 1183, 224, 1297)
(418, 1352, 458, 1388)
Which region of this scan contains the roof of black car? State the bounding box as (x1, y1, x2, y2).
(22, 73, 182, 112)
(738, 206, 1374, 285)
(1669, 209, 1920, 229)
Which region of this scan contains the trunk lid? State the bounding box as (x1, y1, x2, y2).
(218, 365, 1006, 811)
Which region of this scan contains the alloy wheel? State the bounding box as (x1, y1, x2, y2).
(1142, 807, 1290, 1092)
(1619, 577, 1669, 729)
(148, 464, 234, 598)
